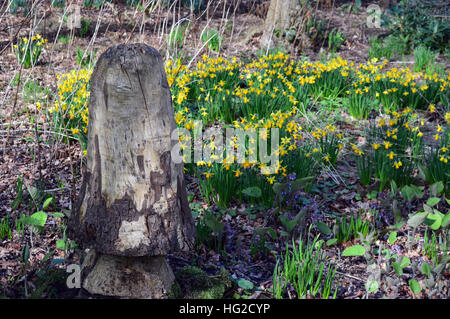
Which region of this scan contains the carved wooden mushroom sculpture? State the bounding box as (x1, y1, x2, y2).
(68, 43, 195, 298)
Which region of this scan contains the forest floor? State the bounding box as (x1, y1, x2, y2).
(0, 1, 449, 299)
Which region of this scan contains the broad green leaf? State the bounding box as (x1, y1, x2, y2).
(52, 212, 64, 218)
(392, 262, 403, 275)
(342, 245, 366, 257)
(42, 197, 53, 210)
(388, 232, 397, 244)
(367, 190, 378, 199)
(424, 213, 441, 230)
(265, 228, 277, 240)
(367, 280, 379, 293)
(399, 257, 410, 268)
(409, 279, 421, 295)
(430, 181, 444, 196)
(401, 185, 415, 202)
(315, 222, 331, 235)
(204, 213, 224, 233)
(241, 186, 262, 198)
(26, 185, 40, 203)
(426, 197, 440, 207)
(272, 182, 285, 195)
(26, 211, 47, 227)
(326, 238, 337, 246)
(433, 263, 445, 275)
(56, 239, 67, 250)
(410, 185, 423, 199)
(290, 176, 314, 190)
(441, 212, 450, 228)
(407, 212, 428, 228)
(421, 262, 431, 276)
(237, 278, 254, 290)
(423, 204, 433, 214)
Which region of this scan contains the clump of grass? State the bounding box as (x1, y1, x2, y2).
(368, 35, 409, 60)
(327, 29, 346, 53)
(413, 46, 435, 73)
(0, 215, 12, 240)
(273, 233, 339, 299)
(345, 87, 378, 120)
(201, 29, 222, 52)
(335, 209, 376, 243)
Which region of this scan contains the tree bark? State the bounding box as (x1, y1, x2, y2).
(68, 43, 195, 257)
(261, 0, 311, 51)
(67, 43, 195, 298)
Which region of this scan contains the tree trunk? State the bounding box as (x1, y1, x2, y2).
(68, 43, 195, 298)
(261, 0, 311, 51)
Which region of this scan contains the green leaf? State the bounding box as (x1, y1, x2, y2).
(392, 200, 402, 223)
(390, 180, 398, 197)
(315, 222, 331, 235)
(279, 210, 306, 233)
(26, 185, 40, 203)
(42, 197, 53, 210)
(204, 213, 224, 233)
(326, 238, 338, 246)
(409, 279, 421, 295)
(433, 263, 445, 275)
(423, 204, 433, 214)
(401, 185, 415, 202)
(426, 197, 440, 207)
(272, 182, 285, 195)
(42, 250, 55, 262)
(430, 181, 444, 196)
(392, 262, 403, 275)
(410, 185, 423, 199)
(26, 211, 48, 227)
(442, 212, 450, 228)
(342, 245, 366, 257)
(367, 190, 378, 199)
(399, 257, 410, 268)
(367, 280, 379, 293)
(421, 262, 432, 276)
(56, 239, 67, 250)
(51, 212, 64, 218)
(424, 213, 442, 230)
(290, 176, 314, 190)
(241, 186, 262, 198)
(21, 244, 30, 264)
(237, 278, 254, 290)
(388, 232, 397, 244)
(407, 212, 428, 228)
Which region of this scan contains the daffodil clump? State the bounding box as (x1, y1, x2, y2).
(354, 107, 448, 191)
(48, 52, 448, 205)
(49, 68, 92, 151)
(178, 105, 344, 207)
(354, 59, 449, 111)
(14, 34, 47, 68)
(422, 123, 449, 194)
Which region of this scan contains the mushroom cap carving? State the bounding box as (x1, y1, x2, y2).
(68, 44, 195, 256)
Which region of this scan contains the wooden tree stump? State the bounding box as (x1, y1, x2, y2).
(68, 43, 195, 298)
